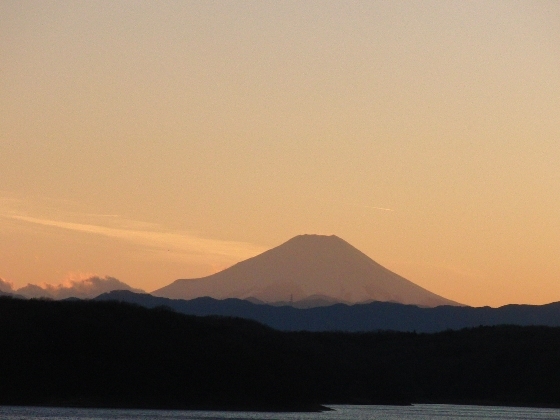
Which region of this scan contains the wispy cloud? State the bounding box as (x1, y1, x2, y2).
(0, 213, 266, 263)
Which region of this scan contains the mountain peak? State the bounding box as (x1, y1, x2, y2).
(287, 234, 345, 243)
(290, 234, 341, 240)
(153, 235, 461, 307)
(281, 234, 348, 250)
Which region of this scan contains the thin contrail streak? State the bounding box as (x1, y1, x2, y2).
(344, 203, 395, 212)
(363, 205, 395, 212)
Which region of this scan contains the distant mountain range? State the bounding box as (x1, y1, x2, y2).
(96, 290, 560, 333)
(153, 234, 460, 307)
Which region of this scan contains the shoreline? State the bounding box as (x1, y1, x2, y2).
(5, 401, 560, 413)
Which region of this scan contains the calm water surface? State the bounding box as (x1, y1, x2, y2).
(2, 405, 560, 420)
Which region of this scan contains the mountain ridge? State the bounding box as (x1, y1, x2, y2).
(97, 290, 560, 333)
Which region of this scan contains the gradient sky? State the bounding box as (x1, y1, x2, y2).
(1, 1, 559, 307)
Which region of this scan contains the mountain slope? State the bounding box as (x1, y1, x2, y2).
(153, 234, 459, 307)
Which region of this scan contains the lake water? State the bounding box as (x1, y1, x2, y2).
(2, 405, 560, 420)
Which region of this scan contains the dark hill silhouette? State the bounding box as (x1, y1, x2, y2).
(153, 234, 459, 307)
(97, 290, 560, 333)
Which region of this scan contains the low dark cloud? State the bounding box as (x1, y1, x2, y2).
(0, 278, 15, 293)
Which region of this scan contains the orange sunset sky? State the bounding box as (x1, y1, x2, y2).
(1, 1, 559, 307)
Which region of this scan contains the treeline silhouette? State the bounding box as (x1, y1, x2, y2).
(1, 297, 560, 410)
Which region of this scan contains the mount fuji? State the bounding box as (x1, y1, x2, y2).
(153, 234, 460, 307)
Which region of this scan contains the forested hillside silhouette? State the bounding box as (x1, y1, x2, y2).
(1, 297, 560, 410)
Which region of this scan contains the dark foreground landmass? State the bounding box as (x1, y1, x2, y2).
(96, 290, 560, 333)
(1, 297, 560, 411)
